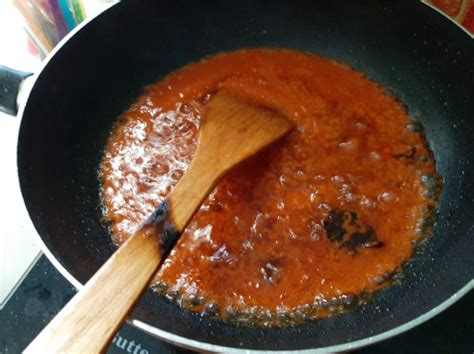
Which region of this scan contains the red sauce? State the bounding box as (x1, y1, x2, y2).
(100, 49, 439, 326)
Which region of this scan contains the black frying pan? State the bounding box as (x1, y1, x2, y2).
(1, 0, 473, 351)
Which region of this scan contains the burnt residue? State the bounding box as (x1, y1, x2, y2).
(161, 221, 181, 258)
(155, 283, 379, 327)
(393, 146, 416, 160)
(143, 199, 169, 226)
(373, 269, 405, 286)
(172, 276, 399, 327)
(417, 205, 439, 243)
(186, 294, 203, 307)
(323, 209, 348, 243)
(203, 302, 220, 317)
(341, 229, 382, 252)
(323, 209, 383, 254)
(406, 121, 424, 133)
(151, 280, 168, 294)
(141, 200, 182, 258)
(260, 261, 283, 284)
(421, 175, 443, 202)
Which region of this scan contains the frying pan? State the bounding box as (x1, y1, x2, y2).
(1, 0, 473, 351)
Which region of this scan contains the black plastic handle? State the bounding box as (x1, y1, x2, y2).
(0, 65, 33, 116)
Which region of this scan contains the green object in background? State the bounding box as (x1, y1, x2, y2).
(70, 0, 85, 24)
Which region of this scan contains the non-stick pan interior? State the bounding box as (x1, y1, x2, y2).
(18, 0, 474, 350)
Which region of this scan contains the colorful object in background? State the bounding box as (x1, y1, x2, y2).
(57, 0, 77, 30)
(425, 0, 474, 35)
(12, 0, 116, 57)
(13, 0, 473, 60)
(47, 0, 69, 39)
(70, 0, 86, 23)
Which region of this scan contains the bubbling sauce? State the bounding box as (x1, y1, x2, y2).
(100, 49, 440, 326)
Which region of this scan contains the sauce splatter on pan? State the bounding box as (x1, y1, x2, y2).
(100, 49, 441, 326)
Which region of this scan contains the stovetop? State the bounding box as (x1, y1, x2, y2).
(0, 255, 472, 353)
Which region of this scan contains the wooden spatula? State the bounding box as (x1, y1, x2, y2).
(25, 91, 292, 353)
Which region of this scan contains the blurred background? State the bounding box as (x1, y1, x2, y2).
(0, 0, 117, 312)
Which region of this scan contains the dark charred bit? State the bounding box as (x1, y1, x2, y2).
(420, 216, 435, 239)
(288, 308, 305, 321)
(165, 289, 180, 302)
(213, 203, 224, 212)
(312, 295, 324, 310)
(236, 308, 256, 325)
(261, 261, 283, 284)
(397, 98, 410, 113)
(406, 122, 424, 133)
(276, 307, 289, 322)
(391, 270, 404, 283)
(356, 291, 371, 303)
(421, 175, 443, 201)
(393, 146, 416, 160)
(218, 292, 374, 327)
(327, 297, 343, 313)
(339, 294, 357, 309)
(188, 294, 203, 306)
(263, 215, 278, 230)
(296, 303, 312, 313)
(383, 86, 397, 98)
(203, 302, 220, 317)
(151, 280, 168, 294)
(181, 294, 203, 309)
(323, 209, 383, 254)
(374, 269, 405, 286)
(260, 309, 275, 323)
(141, 199, 181, 258)
(419, 155, 432, 163)
(319, 297, 330, 309)
(340, 229, 383, 254)
(143, 199, 169, 226)
(314, 293, 360, 313)
(323, 209, 347, 242)
(373, 272, 390, 285)
(160, 221, 180, 258)
(226, 306, 238, 318)
(417, 205, 438, 242)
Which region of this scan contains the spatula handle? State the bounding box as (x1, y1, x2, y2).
(24, 204, 172, 354)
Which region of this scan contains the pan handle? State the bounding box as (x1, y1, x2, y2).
(0, 65, 33, 116)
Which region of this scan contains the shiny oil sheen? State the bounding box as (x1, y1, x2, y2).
(100, 49, 439, 326)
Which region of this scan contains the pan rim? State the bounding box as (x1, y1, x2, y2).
(130, 281, 474, 353)
(20, 242, 474, 352)
(420, 0, 474, 39)
(16, 1, 474, 352)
